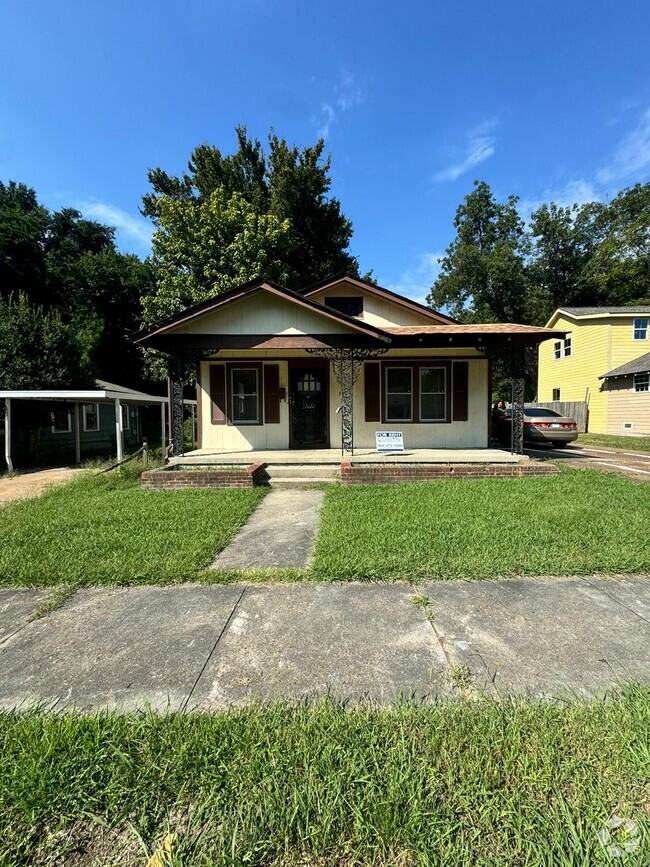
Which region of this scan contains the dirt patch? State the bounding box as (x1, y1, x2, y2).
(0, 468, 82, 506)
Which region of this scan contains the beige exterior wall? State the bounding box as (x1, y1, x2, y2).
(172, 293, 355, 336)
(537, 312, 650, 433)
(603, 377, 650, 435)
(307, 282, 435, 328)
(198, 348, 489, 451)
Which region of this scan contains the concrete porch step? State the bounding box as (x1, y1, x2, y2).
(266, 464, 339, 480)
(269, 476, 338, 487)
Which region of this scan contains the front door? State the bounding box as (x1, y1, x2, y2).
(290, 365, 329, 448)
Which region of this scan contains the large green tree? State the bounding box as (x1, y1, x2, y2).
(427, 180, 530, 323)
(141, 126, 360, 322)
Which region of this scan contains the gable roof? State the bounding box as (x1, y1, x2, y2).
(301, 272, 458, 324)
(131, 277, 392, 344)
(600, 351, 650, 380)
(547, 306, 650, 327)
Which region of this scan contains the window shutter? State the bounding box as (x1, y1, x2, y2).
(209, 365, 227, 425)
(452, 362, 468, 421)
(364, 362, 381, 422)
(263, 364, 280, 424)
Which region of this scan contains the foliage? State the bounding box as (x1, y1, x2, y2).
(310, 467, 650, 581)
(0, 466, 265, 585)
(1, 690, 649, 864)
(0, 184, 154, 386)
(429, 180, 650, 328)
(141, 125, 360, 322)
(0, 294, 90, 390)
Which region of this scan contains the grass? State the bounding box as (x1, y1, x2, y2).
(0, 463, 265, 586)
(1, 689, 648, 865)
(309, 466, 650, 581)
(578, 433, 650, 451)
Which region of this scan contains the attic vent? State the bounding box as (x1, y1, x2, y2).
(623, 422, 633, 430)
(324, 296, 363, 317)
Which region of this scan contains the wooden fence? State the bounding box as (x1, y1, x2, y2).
(526, 401, 589, 433)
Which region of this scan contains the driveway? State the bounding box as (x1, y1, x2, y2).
(525, 442, 650, 478)
(0, 577, 648, 710)
(0, 467, 82, 506)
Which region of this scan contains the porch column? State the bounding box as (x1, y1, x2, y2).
(4, 398, 13, 473)
(167, 357, 185, 457)
(114, 398, 124, 462)
(74, 402, 81, 465)
(510, 349, 526, 455)
(160, 401, 166, 456)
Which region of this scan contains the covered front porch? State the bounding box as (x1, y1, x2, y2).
(173, 446, 525, 465)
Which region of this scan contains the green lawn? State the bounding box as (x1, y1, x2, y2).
(0, 465, 265, 586)
(1, 691, 648, 865)
(578, 433, 650, 451)
(311, 467, 650, 581)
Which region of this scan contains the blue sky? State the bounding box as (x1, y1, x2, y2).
(1, 0, 649, 305)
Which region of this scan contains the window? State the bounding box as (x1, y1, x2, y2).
(296, 372, 321, 392)
(385, 367, 412, 421)
(634, 373, 650, 392)
(324, 296, 363, 317)
(50, 407, 72, 433)
(552, 388, 561, 401)
(554, 339, 571, 358)
(121, 405, 130, 431)
(420, 367, 446, 421)
(553, 341, 562, 360)
(563, 337, 572, 357)
(633, 318, 648, 341)
(83, 403, 100, 432)
(231, 368, 260, 423)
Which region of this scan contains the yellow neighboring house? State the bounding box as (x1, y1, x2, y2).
(538, 306, 650, 435)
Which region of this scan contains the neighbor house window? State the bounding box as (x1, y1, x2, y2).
(634, 373, 650, 392)
(420, 367, 446, 421)
(385, 367, 413, 421)
(121, 405, 130, 431)
(51, 407, 72, 433)
(324, 296, 363, 317)
(83, 403, 100, 432)
(633, 318, 648, 340)
(552, 388, 561, 401)
(231, 368, 260, 423)
(563, 338, 572, 357)
(553, 341, 562, 360)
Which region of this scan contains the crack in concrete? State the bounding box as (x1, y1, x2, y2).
(580, 577, 650, 628)
(180, 584, 248, 713)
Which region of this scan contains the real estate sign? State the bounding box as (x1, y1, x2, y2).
(375, 431, 404, 452)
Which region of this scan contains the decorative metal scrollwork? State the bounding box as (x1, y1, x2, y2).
(167, 356, 186, 457)
(509, 349, 526, 455)
(306, 347, 388, 454)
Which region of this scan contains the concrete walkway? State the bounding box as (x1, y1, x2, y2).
(0, 467, 82, 506)
(0, 576, 648, 711)
(211, 488, 325, 569)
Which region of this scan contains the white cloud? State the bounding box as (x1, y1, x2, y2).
(314, 68, 365, 139)
(517, 178, 599, 223)
(434, 120, 497, 183)
(596, 107, 650, 183)
(77, 200, 153, 252)
(386, 251, 445, 307)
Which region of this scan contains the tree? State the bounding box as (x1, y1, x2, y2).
(0, 181, 49, 306)
(427, 181, 530, 323)
(141, 126, 359, 319)
(0, 294, 90, 389)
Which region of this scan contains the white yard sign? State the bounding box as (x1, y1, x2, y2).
(375, 431, 404, 453)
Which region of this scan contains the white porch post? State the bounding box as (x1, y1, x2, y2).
(74, 402, 81, 465)
(190, 403, 195, 449)
(114, 398, 124, 461)
(4, 398, 13, 473)
(160, 401, 166, 455)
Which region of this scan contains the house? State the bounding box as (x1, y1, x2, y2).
(133, 274, 565, 455)
(538, 307, 650, 435)
(0, 380, 174, 472)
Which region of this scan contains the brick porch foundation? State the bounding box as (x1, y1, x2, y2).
(340, 461, 558, 484)
(141, 462, 268, 489)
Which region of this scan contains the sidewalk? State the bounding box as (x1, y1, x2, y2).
(0, 576, 648, 711)
(0, 467, 82, 506)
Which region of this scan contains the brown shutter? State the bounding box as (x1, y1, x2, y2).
(263, 364, 280, 424)
(364, 362, 381, 422)
(452, 362, 469, 421)
(209, 365, 227, 424)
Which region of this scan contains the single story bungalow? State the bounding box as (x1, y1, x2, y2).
(132, 274, 565, 455)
